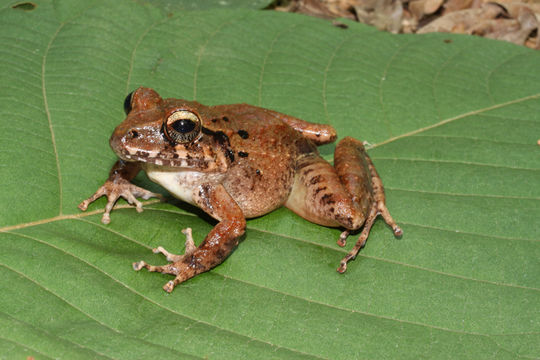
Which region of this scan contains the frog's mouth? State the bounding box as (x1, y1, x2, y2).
(112, 136, 229, 173)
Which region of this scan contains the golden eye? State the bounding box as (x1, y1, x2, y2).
(164, 110, 202, 144)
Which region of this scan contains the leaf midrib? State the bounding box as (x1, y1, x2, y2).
(372, 93, 540, 149)
(2, 202, 538, 287)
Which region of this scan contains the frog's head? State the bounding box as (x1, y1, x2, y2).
(110, 87, 232, 172)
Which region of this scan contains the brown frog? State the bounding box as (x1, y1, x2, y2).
(79, 87, 402, 292)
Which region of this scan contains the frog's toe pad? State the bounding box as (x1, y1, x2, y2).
(337, 253, 356, 273)
(163, 281, 175, 293)
(133, 261, 146, 271)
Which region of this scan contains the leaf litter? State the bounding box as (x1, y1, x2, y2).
(271, 0, 540, 49)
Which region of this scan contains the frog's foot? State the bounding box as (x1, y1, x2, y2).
(336, 182, 403, 274)
(337, 203, 402, 248)
(78, 178, 162, 224)
(133, 228, 198, 292)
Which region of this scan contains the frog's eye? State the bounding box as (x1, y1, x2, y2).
(123, 91, 134, 115)
(164, 110, 202, 144)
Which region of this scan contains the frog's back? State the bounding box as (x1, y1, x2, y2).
(208, 103, 313, 218)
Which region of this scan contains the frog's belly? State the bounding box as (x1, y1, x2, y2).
(144, 163, 293, 219)
(145, 166, 224, 206)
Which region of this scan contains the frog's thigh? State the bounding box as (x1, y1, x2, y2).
(285, 154, 365, 230)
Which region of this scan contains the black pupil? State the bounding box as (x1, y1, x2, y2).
(172, 119, 196, 133)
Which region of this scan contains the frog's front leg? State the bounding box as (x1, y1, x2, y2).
(78, 160, 162, 224)
(133, 183, 246, 292)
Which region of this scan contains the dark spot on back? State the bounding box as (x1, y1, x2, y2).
(202, 128, 230, 145)
(314, 186, 327, 195)
(225, 149, 235, 163)
(237, 129, 249, 139)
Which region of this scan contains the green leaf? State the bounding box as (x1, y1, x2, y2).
(140, 0, 273, 11)
(1, 0, 539, 358)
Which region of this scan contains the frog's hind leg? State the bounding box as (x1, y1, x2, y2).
(285, 137, 401, 273)
(334, 137, 402, 273)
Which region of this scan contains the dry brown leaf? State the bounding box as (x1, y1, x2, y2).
(354, 0, 404, 32)
(418, 2, 538, 47)
(443, 0, 474, 13)
(409, 0, 429, 19)
(274, 0, 539, 48)
(501, 3, 539, 47)
(275, 0, 342, 19)
(418, 3, 503, 33)
(425, 0, 445, 14)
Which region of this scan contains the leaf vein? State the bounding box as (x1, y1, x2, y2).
(192, 13, 251, 100)
(374, 93, 540, 148)
(0, 265, 116, 359)
(0, 238, 212, 360)
(42, 23, 65, 217)
(373, 156, 540, 171)
(258, 23, 298, 106)
(0, 331, 55, 360)
(5, 224, 329, 360)
(411, 133, 539, 146)
(247, 226, 539, 290)
(384, 185, 540, 201)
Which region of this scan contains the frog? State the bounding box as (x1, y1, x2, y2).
(78, 87, 402, 292)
